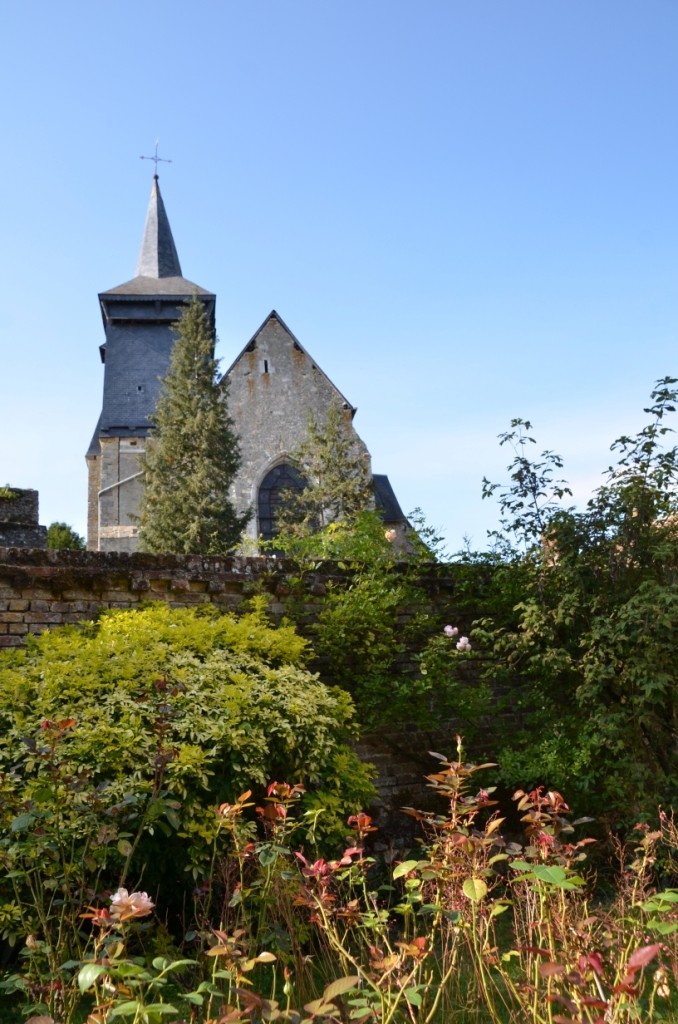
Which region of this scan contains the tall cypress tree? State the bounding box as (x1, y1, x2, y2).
(138, 296, 250, 554)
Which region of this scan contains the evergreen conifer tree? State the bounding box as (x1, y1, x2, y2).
(276, 401, 373, 538)
(138, 297, 250, 554)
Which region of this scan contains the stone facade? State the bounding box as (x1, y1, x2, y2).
(0, 488, 47, 549)
(226, 312, 372, 544)
(91, 437, 147, 553)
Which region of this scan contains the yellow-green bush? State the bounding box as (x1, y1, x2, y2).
(0, 601, 374, 951)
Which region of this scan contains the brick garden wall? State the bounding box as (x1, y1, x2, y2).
(0, 547, 466, 648)
(0, 548, 299, 647)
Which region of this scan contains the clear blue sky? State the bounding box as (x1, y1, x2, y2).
(1, 1, 676, 552)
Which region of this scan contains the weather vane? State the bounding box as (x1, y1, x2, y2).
(140, 140, 172, 176)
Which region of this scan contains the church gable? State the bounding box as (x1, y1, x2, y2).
(225, 311, 372, 541)
(224, 311, 354, 413)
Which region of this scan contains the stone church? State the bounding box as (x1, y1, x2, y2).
(86, 176, 405, 552)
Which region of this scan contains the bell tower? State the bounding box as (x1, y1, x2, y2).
(86, 176, 215, 551)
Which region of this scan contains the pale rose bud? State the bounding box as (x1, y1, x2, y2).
(444, 625, 459, 638)
(384, 529, 397, 543)
(456, 636, 472, 652)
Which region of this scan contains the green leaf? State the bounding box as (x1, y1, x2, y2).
(77, 962, 109, 993)
(463, 877, 488, 902)
(108, 1000, 143, 1018)
(10, 813, 36, 832)
(323, 976, 361, 1001)
(155, 954, 197, 970)
(650, 889, 678, 904)
(117, 839, 133, 857)
(404, 987, 422, 1006)
(509, 859, 533, 872)
(258, 846, 276, 867)
(647, 919, 678, 935)
(164, 808, 180, 830)
(393, 859, 419, 880)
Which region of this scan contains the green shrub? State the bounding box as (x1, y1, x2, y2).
(0, 601, 374, 957)
(476, 379, 678, 829)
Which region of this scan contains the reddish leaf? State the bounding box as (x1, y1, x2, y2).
(613, 980, 639, 996)
(627, 943, 662, 971)
(548, 995, 578, 1013)
(580, 951, 604, 977)
(539, 962, 565, 977)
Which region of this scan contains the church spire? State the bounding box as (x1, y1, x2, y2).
(135, 175, 183, 278)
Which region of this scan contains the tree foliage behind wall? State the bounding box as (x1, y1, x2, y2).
(275, 400, 373, 540)
(46, 522, 85, 550)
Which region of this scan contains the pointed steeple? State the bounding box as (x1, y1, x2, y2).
(135, 175, 182, 278)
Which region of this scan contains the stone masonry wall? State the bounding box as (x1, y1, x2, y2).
(0, 489, 47, 549)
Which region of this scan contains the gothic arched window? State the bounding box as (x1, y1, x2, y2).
(257, 462, 307, 541)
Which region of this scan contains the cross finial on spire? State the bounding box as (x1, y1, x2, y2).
(140, 140, 172, 176)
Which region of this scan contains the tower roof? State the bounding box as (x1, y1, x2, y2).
(100, 175, 213, 298)
(136, 174, 182, 278)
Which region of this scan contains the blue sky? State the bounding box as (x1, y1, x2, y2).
(1, 1, 676, 552)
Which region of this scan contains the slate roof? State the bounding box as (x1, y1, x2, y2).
(100, 176, 212, 298)
(373, 474, 407, 523)
(138, 175, 181, 277)
(102, 276, 212, 297)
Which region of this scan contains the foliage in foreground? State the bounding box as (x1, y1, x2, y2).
(0, 601, 373, 996)
(3, 742, 678, 1024)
